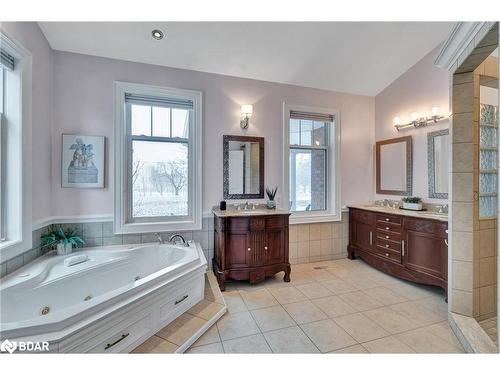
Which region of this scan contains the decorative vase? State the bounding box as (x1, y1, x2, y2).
(402, 202, 423, 211)
(266, 200, 276, 209)
(57, 242, 73, 256)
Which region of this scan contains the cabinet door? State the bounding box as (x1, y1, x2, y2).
(227, 233, 252, 269)
(403, 230, 446, 280)
(351, 220, 375, 253)
(265, 228, 285, 265)
(249, 230, 266, 267)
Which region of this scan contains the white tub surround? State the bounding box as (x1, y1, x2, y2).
(0, 242, 207, 353)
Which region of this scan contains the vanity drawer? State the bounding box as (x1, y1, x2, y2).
(158, 278, 204, 325)
(376, 239, 401, 252)
(265, 216, 285, 229)
(376, 231, 401, 242)
(403, 218, 447, 237)
(376, 214, 402, 225)
(375, 246, 401, 263)
(351, 209, 376, 225)
(376, 221, 401, 234)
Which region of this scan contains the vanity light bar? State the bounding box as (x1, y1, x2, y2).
(394, 107, 448, 131)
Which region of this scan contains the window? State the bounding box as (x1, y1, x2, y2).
(284, 104, 340, 224)
(114, 82, 202, 233)
(0, 33, 32, 260)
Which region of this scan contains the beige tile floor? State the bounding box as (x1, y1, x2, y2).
(478, 316, 498, 345)
(187, 258, 465, 353)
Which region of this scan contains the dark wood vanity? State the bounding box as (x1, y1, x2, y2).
(213, 210, 291, 291)
(348, 206, 448, 291)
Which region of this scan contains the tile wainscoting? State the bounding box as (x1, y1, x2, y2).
(0, 212, 349, 279)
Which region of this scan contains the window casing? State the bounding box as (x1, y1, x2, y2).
(0, 32, 32, 261)
(114, 82, 202, 234)
(284, 104, 341, 224)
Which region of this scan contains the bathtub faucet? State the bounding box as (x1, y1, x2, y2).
(169, 234, 189, 247)
(155, 233, 166, 244)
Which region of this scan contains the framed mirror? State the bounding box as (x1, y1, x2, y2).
(428, 129, 449, 199)
(376, 136, 412, 195)
(223, 135, 264, 199)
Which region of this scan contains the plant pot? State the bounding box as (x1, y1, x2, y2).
(402, 202, 423, 211)
(57, 242, 73, 256)
(266, 200, 276, 209)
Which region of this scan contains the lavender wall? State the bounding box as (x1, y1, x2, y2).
(0, 22, 53, 221)
(375, 45, 450, 203)
(51, 51, 375, 217)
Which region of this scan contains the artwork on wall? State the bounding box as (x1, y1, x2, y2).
(62, 134, 105, 188)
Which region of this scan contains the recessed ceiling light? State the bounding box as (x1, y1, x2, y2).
(151, 29, 164, 40)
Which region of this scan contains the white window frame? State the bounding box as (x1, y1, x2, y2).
(0, 31, 33, 261)
(114, 81, 203, 234)
(283, 103, 341, 224)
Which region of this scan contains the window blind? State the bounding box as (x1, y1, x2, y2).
(290, 110, 334, 123)
(0, 49, 15, 71)
(125, 93, 193, 109)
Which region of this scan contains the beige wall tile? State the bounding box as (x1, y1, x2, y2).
(452, 231, 473, 261)
(309, 240, 321, 257)
(452, 202, 474, 232)
(297, 241, 310, 259)
(479, 228, 496, 258)
(452, 112, 474, 144)
(479, 285, 497, 316)
(309, 224, 321, 240)
(289, 242, 298, 260)
(320, 223, 333, 239)
(452, 143, 474, 173)
(452, 260, 473, 292)
(451, 289, 473, 316)
(297, 225, 310, 242)
(320, 239, 333, 256)
(289, 225, 298, 243)
(453, 72, 474, 85)
(452, 82, 475, 114)
(479, 257, 497, 287)
(452, 173, 474, 202)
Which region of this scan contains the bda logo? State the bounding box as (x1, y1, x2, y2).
(0, 339, 17, 354)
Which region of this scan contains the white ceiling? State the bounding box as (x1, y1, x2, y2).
(38, 22, 456, 96)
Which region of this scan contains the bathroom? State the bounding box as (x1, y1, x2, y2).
(0, 8, 499, 373)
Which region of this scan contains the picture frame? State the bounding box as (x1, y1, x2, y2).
(62, 134, 105, 188)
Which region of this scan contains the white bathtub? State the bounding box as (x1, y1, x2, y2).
(0, 241, 207, 352)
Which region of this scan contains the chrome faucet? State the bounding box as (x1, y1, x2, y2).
(169, 234, 188, 247)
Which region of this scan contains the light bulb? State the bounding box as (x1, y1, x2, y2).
(410, 112, 418, 121)
(393, 117, 401, 125)
(431, 106, 439, 116)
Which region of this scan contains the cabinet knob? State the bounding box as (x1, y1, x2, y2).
(385, 253, 390, 257)
(385, 244, 389, 248)
(385, 227, 390, 230)
(385, 235, 389, 239)
(264, 246, 268, 250)
(385, 218, 389, 222)
(247, 247, 251, 252)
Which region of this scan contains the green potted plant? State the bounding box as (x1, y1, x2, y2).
(41, 225, 85, 256)
(266, 186, 278, 209)
(401, 196, 423, 211)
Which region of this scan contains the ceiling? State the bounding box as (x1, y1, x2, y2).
(38, 22, 456, 96)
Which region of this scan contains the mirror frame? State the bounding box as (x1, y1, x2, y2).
(427, 129, 449, 199)
(223, 135, 265, 199)
(376, 136, 413, 196)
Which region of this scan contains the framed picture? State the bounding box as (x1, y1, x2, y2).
(62, 134, 105, 188)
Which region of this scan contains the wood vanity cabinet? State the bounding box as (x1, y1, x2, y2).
(348, 207, 448, 291)
(213, 213, 291, 291)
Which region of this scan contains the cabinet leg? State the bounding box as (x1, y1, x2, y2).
(217, 276, 226, 292)
(284, 265, 291, 282)
(347, 249, 356, 260)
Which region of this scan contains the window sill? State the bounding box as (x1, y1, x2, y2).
(289, 212, 342, 225)
(0, 237, 32, 262)
(114, 219, 202, 235)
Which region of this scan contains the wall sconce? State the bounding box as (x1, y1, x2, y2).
(240, 104, 253, 129)
(394, 106, 446, 131)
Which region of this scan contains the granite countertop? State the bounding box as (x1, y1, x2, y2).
(348, 203, 448, 222)
(212, 206, 290, 217)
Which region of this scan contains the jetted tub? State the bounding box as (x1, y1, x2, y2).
(0, 241, 207, 353)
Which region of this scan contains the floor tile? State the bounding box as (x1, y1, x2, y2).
(320, 278, 358, 294)
(288, 271, 316, 285)
(388, 301, 445, 327)
(283, 300, 328, 324)
(131, 335, 178, 353)
(388, 282, 438, 301)
(312, 295, 357, 318)
(362, 336, 415, 353)
(333, 313, 389, 343)
(341, 276, 383, 290)
(216, 311, 260, 341)
(188, 299, 224, 320)
(269, 286, 308, 304)
(250, 305, 296, 332)
(339, 291, 384, 311)
(309, 268, 337, 281)
(222, 334, 272, 353)
(330, 344, 368, 353)
(295, 282, 333, 299)
(423, 322, 464, 350)
(362, 286, 408, 306)
(223, 291, 248, 313)
(191, 323, 220, 347)
(186, 342, 224, 353)
(362, 307, 420, 334)
(156, 313, 206, 346)
(300, 319, 356, 353)
(396, 327, 465, 353)
(240, 288, 279, 310)
(263, 326, 320, 353)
